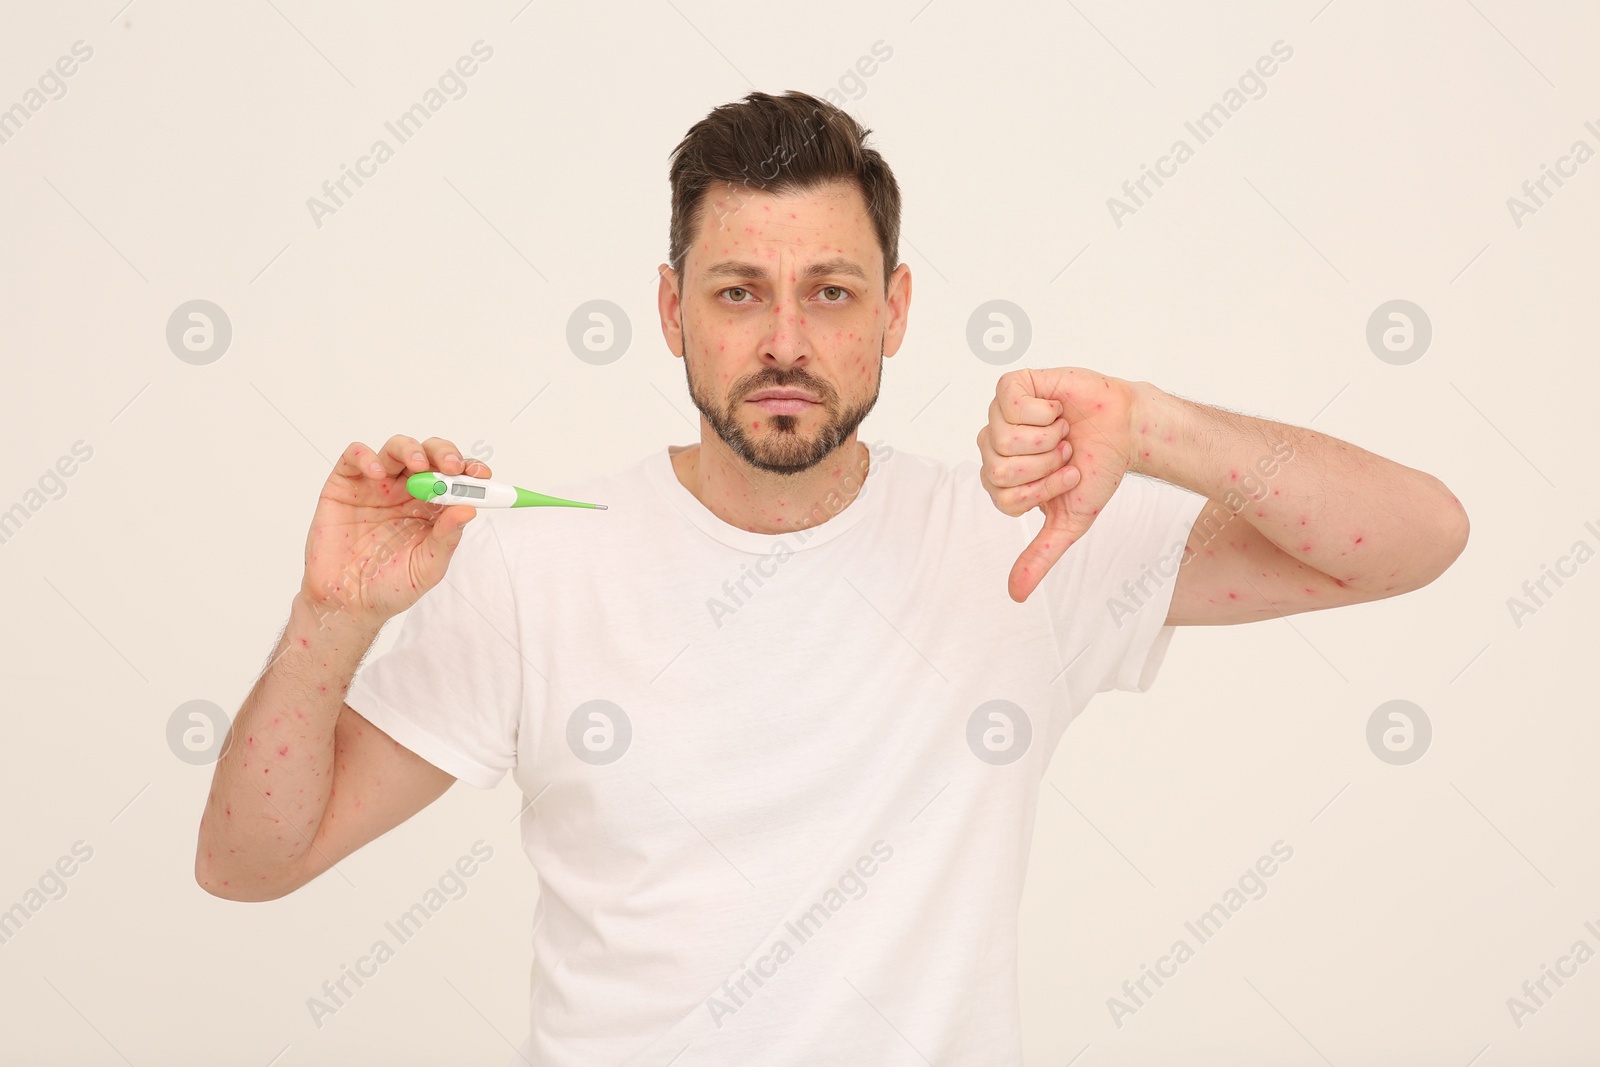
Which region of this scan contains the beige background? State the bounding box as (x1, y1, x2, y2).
(2, 0, 1596, 1063)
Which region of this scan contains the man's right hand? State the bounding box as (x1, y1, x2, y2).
(300, 434, 491, 626)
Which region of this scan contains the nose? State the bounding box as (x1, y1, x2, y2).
(759, 295, 808, 367)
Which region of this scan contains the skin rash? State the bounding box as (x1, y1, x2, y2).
(656, 179, 911, 535)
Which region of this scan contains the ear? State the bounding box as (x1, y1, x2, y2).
(656, 263, 681, 356)
(657, 263, 684, 357)
(881, 262, 912, 359)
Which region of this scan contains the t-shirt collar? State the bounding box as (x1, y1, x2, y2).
(644, 442, 885, 554)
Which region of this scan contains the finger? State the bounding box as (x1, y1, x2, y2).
(994, 414, 1070, 462)
(335, 441, 390, 481)
(422, 437, 466, 477)
(461, 456, 492, 479)
(1002, 457, 1080, 516)
(984, 437, 1073, 497)
(380, 434, 429, 475)
(996, 374, 1064, 429)
(989, 399, 1067, 461)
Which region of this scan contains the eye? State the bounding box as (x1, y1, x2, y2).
(819, 285, 849, 303)
(722, 286, 751, 302)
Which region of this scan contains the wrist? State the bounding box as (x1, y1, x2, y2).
(1126, 380, 1194, 483)
(291, 587, 388, 643)
(1126, 379, 1162, 477)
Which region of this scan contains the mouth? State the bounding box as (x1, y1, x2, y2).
(745, 390, 820, 415)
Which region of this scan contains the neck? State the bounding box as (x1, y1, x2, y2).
(671, 433, 871, 535)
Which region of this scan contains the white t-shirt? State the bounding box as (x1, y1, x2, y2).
(346, 440, 1206, 1066)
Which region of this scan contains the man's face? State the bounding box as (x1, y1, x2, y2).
(658, 178, 911, 475)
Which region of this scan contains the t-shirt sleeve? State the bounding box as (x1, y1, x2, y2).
(1031, 472, 1209, 694)
(344, 513, 523, 789)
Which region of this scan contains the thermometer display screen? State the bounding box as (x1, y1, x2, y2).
(450, 484, 487, 499)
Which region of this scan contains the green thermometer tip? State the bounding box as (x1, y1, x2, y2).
(512, 486, 608, 509)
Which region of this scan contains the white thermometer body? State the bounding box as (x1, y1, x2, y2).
(404, 472, 606, 510)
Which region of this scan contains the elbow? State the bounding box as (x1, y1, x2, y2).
(1434, 480, 1470, 574)
(1411, 479, 1469, 589)
(195, 867, 295, 903)
(194, 846, 298, 903)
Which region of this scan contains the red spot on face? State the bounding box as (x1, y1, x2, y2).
(1354, 536, 1364, 544)
(1228, 592, 1238, 599)
(277, 745, 289, 757)
(299, 637, 309, 648)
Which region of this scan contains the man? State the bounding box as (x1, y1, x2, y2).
(196, 90, 1468, 1065)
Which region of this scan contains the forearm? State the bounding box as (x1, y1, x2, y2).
(195, 592, 382, 900)
(1126, 380, 1468, 590)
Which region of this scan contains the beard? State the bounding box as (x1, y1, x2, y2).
(681, 333, 883, 476)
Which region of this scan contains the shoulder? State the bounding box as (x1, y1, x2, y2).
(872, 444, 1025, 546)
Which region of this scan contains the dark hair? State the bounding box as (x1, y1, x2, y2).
(667, 90, 902, 291)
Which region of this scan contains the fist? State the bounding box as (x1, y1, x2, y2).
(976, 368, 1139, 602)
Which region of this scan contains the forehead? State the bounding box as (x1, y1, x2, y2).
(686, 178, 880, 274)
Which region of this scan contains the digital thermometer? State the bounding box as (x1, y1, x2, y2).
(404, 472, 607, 510)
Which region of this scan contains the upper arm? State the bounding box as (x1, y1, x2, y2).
(1164, 500, 1375, 625)
(285, 702, 456, 893)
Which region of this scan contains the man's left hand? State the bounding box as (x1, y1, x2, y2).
(976, 368, 1141, 603)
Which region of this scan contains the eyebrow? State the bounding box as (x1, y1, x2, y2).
(701, 256, 869, 283)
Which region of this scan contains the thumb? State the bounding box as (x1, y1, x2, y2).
(1007, 468, 1086, 603)
(428, 504, 477, 552)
